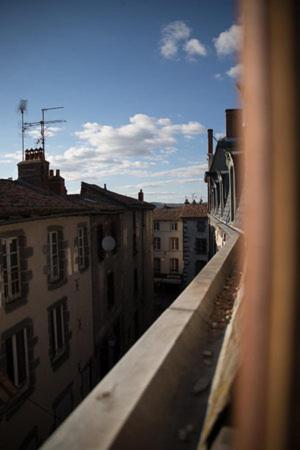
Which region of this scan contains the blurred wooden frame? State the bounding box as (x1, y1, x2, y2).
(237, 0, 298, 449)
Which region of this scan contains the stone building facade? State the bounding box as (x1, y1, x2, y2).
(153, 203, 208, 287)
(205, 108, 242, 253)
(0, 151, 154, 449)
(181, 204, 209, 286)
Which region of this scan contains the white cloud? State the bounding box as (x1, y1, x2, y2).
(184, 38, 207, 59)
(160, 20, 190, 59)
(226, 63, 243, 79)
(74, 114, 205, 157)
(48, 114, 206, 183)
(160, 20, 206, 61)
(215, 132, 225, 140)
(213, 24, 242, 56)
(27, 126, 62, 140)
(214, 73, 223, 80)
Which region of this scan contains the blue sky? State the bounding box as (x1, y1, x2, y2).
(0, 0, 240, 202)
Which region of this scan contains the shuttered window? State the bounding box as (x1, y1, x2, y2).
(5, 328, 29, 388)
(51, 304, 65, 355)
(49, 231, 60, 281)
(2, 237, 21, 302)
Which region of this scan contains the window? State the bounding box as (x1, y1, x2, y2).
(47, 227, 66, 288)
(170, 237, 179, 251)
(48, 298, 70, 369)
(77, 227, 85, 269)
(48, 231, 60, 281)
(195, 238, 207, 255)
(197, 219, 206, 233)
(50, 304, 66, 357)
(154, 221, 160, 231)
(77, 225, 89, 270)
(107, 271, 115, 309)
(154, 257, 161, 274)
(170, 222, 177, 231)
(2, 237, 21, 302)
(170, 258, 179, 273)
(5, 327, 29, 388)
(153, 237, 161, 250)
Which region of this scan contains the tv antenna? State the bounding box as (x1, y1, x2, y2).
(18, 99, 28, 161)
(22, 106, 66, 159)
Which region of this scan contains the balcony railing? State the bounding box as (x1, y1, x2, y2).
(43, 225, 240, 450)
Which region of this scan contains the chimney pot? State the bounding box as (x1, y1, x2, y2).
(104, 183, 107, 190)
(49, 169, 54, 177)
(56, 169, 60, 177)
(225, 109, 241, 138)
(138, 189, 144, 202)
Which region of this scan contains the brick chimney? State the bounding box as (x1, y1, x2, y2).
(17, 148, 67, 194)
(48, 169, 67, 195)
(225, 109, 241, 138)
(138, 189, 144, 202)
(18, 148, 49, 189)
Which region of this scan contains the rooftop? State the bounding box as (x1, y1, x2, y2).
(0, 180, 89, 221)
(81, 182, 154, 210)
(153, 203, 208, 221)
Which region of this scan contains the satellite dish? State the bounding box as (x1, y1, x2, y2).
(102, 236, 116, 252)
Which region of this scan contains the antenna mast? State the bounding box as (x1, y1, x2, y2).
(24, 106, 66, 157)
(18, 99, 28, 161)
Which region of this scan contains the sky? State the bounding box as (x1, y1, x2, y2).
(0, 0, 240, 203)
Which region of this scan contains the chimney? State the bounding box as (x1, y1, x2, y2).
(48, 168, 67, 195)
(104, 183, 107, 190)
(225, 109, 241, 138)
(18, 147, 49, 189)
(138, 189, 144, 202)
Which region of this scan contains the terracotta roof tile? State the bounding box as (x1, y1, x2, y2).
(153, 207, 183, 221)
(81, 182, 155, 210)
(153, 204, 208, 221)
(180, 203, 208, 218)
(0, 180, 89, 220)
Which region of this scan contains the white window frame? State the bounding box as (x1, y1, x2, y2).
(170, 237, 179, 251)
(51, 304, 66, 357)
(2, 237, 21, 302)
(49, 231, 60, 281)
(170, 222, 178, 231)
(77, 226, 86, 270)
(170, 258, 179, 273)
(8, 328, 29, 388)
